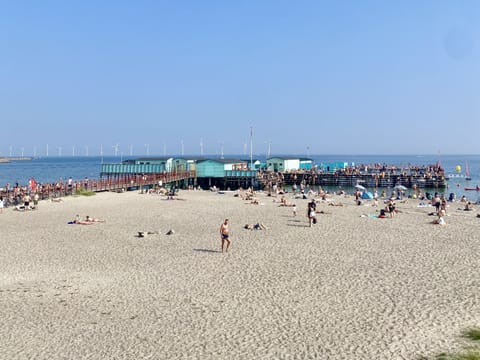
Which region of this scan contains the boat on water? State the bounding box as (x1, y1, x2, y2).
(464, 185, 480, 191)
(446, 173, 464, 180)
(465, 160, 472, 181)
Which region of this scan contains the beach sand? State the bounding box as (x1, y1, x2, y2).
(1, 190, 480, 359)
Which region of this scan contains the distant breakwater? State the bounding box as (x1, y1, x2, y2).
(0, 157, 33, 163)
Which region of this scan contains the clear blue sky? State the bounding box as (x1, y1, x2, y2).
(1, 1, 479, 156)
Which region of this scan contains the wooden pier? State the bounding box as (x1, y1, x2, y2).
(257, 171, 447, 190)
(18, 171, 196, 199)
(92, 171, 195, 192)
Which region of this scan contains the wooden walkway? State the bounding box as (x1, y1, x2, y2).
(86, 171, 195, 192)
(20, 171, 197, 199)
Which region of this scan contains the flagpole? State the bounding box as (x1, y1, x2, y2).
(250, 126, 253, 170)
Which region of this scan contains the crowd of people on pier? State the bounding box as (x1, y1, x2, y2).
(256, 162, 446, 190)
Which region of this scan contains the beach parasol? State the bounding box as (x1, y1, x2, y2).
(361, 191, 374, 199)
(354, 184, 366, 191)
(394, 184, 407, 191)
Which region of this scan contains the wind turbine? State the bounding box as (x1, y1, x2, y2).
(72, 146, 75, 157)
(113, 144, 119, 157)
(145, 144, 150, 156)
(129, 144, 133, 156)
(200, 138, 204, 156)
(181, 140, 184, 156)
(219, 141, 224, 159)
(85, 145, 89, 157)
(58, 146, 62, 157)
(265, 140, 271, 160)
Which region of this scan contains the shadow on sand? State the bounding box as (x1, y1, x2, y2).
(193, 248, 222, 254)
(286, 223, 310, 228)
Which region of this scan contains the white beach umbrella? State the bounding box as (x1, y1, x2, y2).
(354, 184, 367, 191)
(394, 184, 407, 191)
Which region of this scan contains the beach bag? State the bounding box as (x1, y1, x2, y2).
(313, 217, 317, 224)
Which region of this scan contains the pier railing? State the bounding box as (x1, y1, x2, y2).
(1, 171, 195, 202)
(256, 170, 447, 189)
(85, 170, 195, 193)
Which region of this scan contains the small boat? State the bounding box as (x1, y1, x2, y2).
(464, 186, 480, 191)
(446, 173, 465, 179)
(465, 160, 472, 181)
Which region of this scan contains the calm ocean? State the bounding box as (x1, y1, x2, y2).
(1, 154, 479, 200)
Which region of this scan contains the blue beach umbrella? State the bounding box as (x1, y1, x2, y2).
(361, 191, 374, 199)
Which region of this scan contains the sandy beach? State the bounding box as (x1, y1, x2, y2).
(1, 189, 480, 359)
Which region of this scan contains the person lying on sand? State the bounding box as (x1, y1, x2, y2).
(69, 217, 93, 225)
(278, 202, 295, 207)
(68, 214, 95, 225)
(244, 223, 268, 230)
(137, 230, 159, 237)
(85, 215, 105, 223)
(328, 202, 344, 206)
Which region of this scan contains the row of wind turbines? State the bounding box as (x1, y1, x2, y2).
(3, 139, 283, 159)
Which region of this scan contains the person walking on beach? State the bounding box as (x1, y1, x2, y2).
(307, 200, 317, 227)
(220, 218, 231, 253)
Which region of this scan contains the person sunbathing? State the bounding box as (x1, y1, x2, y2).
(328, 201, 344, 206)
(68, 214, 95, 225)
(464, 202, 475, 211)
(377, 209, 387, 218)
(71, 218, 93, 225)
(244, 223, 268, 230)
(85, 215, 105, 223)
(278, 201, 295, 207)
